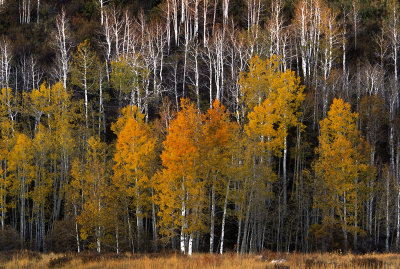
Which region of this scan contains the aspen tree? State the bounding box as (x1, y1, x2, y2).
(314, 98, 374, 251)
(0, 38, 12, 90)
(112, 105, 156, 252)
(110, 56, 149, 113)
(48, 82, 74, 225)
(8, 133, 33, 242)
(74, 137, 108, 253)
(360, 95, 388, 238)
(71, 40, 100, 131)
(52, 9, 70, 88)
(96, 0, 110, 26)
(23, 83, 50, 132)
(240, 55, 304, 207)
(0, 115, 13, 231)
(0, 88, 17, 231)
(31, 124, 52, 251)
(200, 100, 235, 253)
(156, 99, 205, 255)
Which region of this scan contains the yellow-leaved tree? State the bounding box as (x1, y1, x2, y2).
(240, 54, 304, 206)
(23, 83, 51, 132)
(314, 98, 375, 251)
(0, 87, 17, 229)
(47, 82, 75, 226)
(70, 136, 108, 253)
(112, 105, 156, 253)
(31, 124, 53, 251)
(237, 55, 304, 253)
(8, 133, 33, 242)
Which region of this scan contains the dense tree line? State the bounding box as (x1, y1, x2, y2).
(0, 0, 399, 254)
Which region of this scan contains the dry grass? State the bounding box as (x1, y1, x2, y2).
(0, 251, 399, 268)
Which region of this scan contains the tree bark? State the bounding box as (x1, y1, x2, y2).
(220, 179, 230, 254)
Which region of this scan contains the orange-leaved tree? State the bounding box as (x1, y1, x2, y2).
(200, 99, 236, 254)
(156, 98, 205, 255)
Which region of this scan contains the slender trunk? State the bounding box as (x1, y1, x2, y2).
(180, 180, 186, 254)
(210, 182, 215, 253)
(208, 50, 213, 107)
(354, 180, 358, 251)
(173, 0, 178, 46)
(212, 0, 217, 35)
(136, 178, 143, 251)
(203, 0, 208, 46)
(74, 204, 80, 253)
(116, 223, 119, 254)
(84, 70, 88, 131)
(127, 206, 134, 253)
(173, 60, 179, 109)
(194, 0, 199, 38)
(41, 203, 45, 251)
(220, 179, 230, 254)
(96, 225, 101, 253)
(386, 168, 390, 252)
(188, 234, 193, 255)
(99, 72, 104, 136)
(397, 182, 400, 251)
(195, 44, 200, 109)
(241, 188, 253, 253)
(343, 192, 348, 252)
(20, 178, 25, 241)
(283, 136, 287, 208)
(36, 0, 39, 23)
(236, 211, 242, 254)
(182, 34, 188, 98)
(152, 189, 158, 251)
(1, 160, 6, 230)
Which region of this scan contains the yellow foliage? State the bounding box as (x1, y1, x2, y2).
(242, 55, 305, 156)
(314, 98, 375, 232)
(113, 106, 156, 209)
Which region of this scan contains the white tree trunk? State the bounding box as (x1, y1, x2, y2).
(74, 204, 80, 253)
(180, 180, 186, 254)
(220, 179, 230, 254)
(36, 0, 39, 23)
(283, 136, 287, 207)
(210, 183, 215, 253)
(116, 224, 119, 254)
(188, 234, 193, 255)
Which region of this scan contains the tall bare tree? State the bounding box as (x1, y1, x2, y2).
(52, 9, 70, 88)
(0, 38, 11, 89)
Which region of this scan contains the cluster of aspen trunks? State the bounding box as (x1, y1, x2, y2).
(0, 0, 400, 253)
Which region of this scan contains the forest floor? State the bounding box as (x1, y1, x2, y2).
(0, 250, 399, 268)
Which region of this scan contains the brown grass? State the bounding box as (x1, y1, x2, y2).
(0, 251, 399, 268)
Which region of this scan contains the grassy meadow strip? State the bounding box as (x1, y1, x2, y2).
(0, 250, 399, 268)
